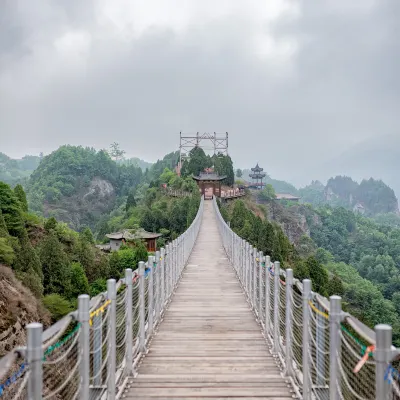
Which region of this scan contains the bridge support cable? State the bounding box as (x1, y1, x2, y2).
(212, 196, 400, 400)
(0, 197, 204, 400)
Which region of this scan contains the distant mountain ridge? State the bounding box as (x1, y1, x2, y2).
(319, 134, 400, 199)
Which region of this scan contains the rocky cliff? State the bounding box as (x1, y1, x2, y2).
(0, 266, 50, 356)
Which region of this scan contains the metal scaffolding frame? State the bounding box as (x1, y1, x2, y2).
(179, 132, 229, 167)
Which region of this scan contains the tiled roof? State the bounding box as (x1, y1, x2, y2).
(106, 229, 162, 240)
(192, 172, 226, 181)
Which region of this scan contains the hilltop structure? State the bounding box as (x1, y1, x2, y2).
(97, 228, 162, 252)
(249, 163, 266, 189)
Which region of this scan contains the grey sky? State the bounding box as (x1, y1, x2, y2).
(1, 0, 399, 187)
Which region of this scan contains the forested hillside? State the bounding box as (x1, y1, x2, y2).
(0, 152, 41, 187)
(26, 146, 143, 230)
(299, 175, 398, 215)
(0, 152, 201, 347)
(219, 196, 400, 345)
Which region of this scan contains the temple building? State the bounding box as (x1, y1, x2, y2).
(249, 163, 266, 189)
(96, 229, 162, 253)
(192, 169, 226, 199)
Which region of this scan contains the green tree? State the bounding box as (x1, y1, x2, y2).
(70, 262, 90, 298)
(109, 142, 126, 161)
(13, 232, 43, 289)
(180, 147, 211, 177)
(43, 294, 73, 322)
(78, 232, 96, 281)
(14, 184, 28, 212)
(236, 169, 243, 178)
(44, 217, 58, 232)
(0, 182, 24, 236)
(80, 227, 95, 245)
(126, 192, 137, 212)
(0, 238, 15, 265)
(40, 231, 72, 295)
(327, 275, 345, 297)
(306, 256, 329, 296)
(259, 184, 276, 201)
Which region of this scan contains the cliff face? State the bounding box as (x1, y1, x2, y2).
(0, 266, 50, 356)
(43, 177, 116, 231)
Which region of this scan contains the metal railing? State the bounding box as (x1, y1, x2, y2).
(0, 196, 204, 400)
(213, 196, 400, 400)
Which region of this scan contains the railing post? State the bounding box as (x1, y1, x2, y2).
(78, 294, 90, 400)
(258, 251, 263, 322)
(107, 279, 116, 400)
(148, 256, 154, 337)
(27, 322, 43, 400)
(154, 252, 160, 325)
(284, 269, 293, 377)
(168, 243, 173, 300)
(139, 261, 146, 353)
(265, 256, 271, 338)
(125, 268, 133, 377)
(160, 247, 165, 313)
(253, 249, 257, 311)
(244, 241, 248, 292)
(329, 295, 342, 400)
(302, 279, 312, 400)
(375, 324, 393, 400)
(248, 245, 253, 302)
(273, 261, 280, 354)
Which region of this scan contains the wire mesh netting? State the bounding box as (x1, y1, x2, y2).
(42, 322, 81, 400)
(308, 300, 330, 400)
(338, 323, 375, 400)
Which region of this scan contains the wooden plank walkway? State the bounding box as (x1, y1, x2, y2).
(124, 201, 294, 399)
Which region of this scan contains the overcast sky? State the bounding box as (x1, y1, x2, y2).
(1, 0, 399, 186)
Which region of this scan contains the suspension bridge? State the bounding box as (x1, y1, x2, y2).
(0, 196, 399, 399)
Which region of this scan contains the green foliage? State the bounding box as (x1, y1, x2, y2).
(80, 227, 95, 245)
(258, 184, 276, 201)
(43, 294, 73, 322)
(236, 169, 243, 178)
(12, 232, 43, 289)
(299, 181, 325, 206)
(70, 262, 90, 298)
(0, 182, 24, 236)
(126, 192, 137, 212)
(0, 238, 15, 265)
(148, 151, 179, 181)
(108, 142, 126, 161)
(181, 147, 211, 177)
(44, 217, 58, 231)
(213, 154, 235, 186)
(89, 278, 107, 297)
(226, 200, 293, 267)
(27, 145, 143, 222)
(14, 184, 28, 212)
(39, 231, 72, 296)
(0, 152, 40, 187)
(301, 176, 398, 215)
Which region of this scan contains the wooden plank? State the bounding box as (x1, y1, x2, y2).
(124, 201, 292, 399)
